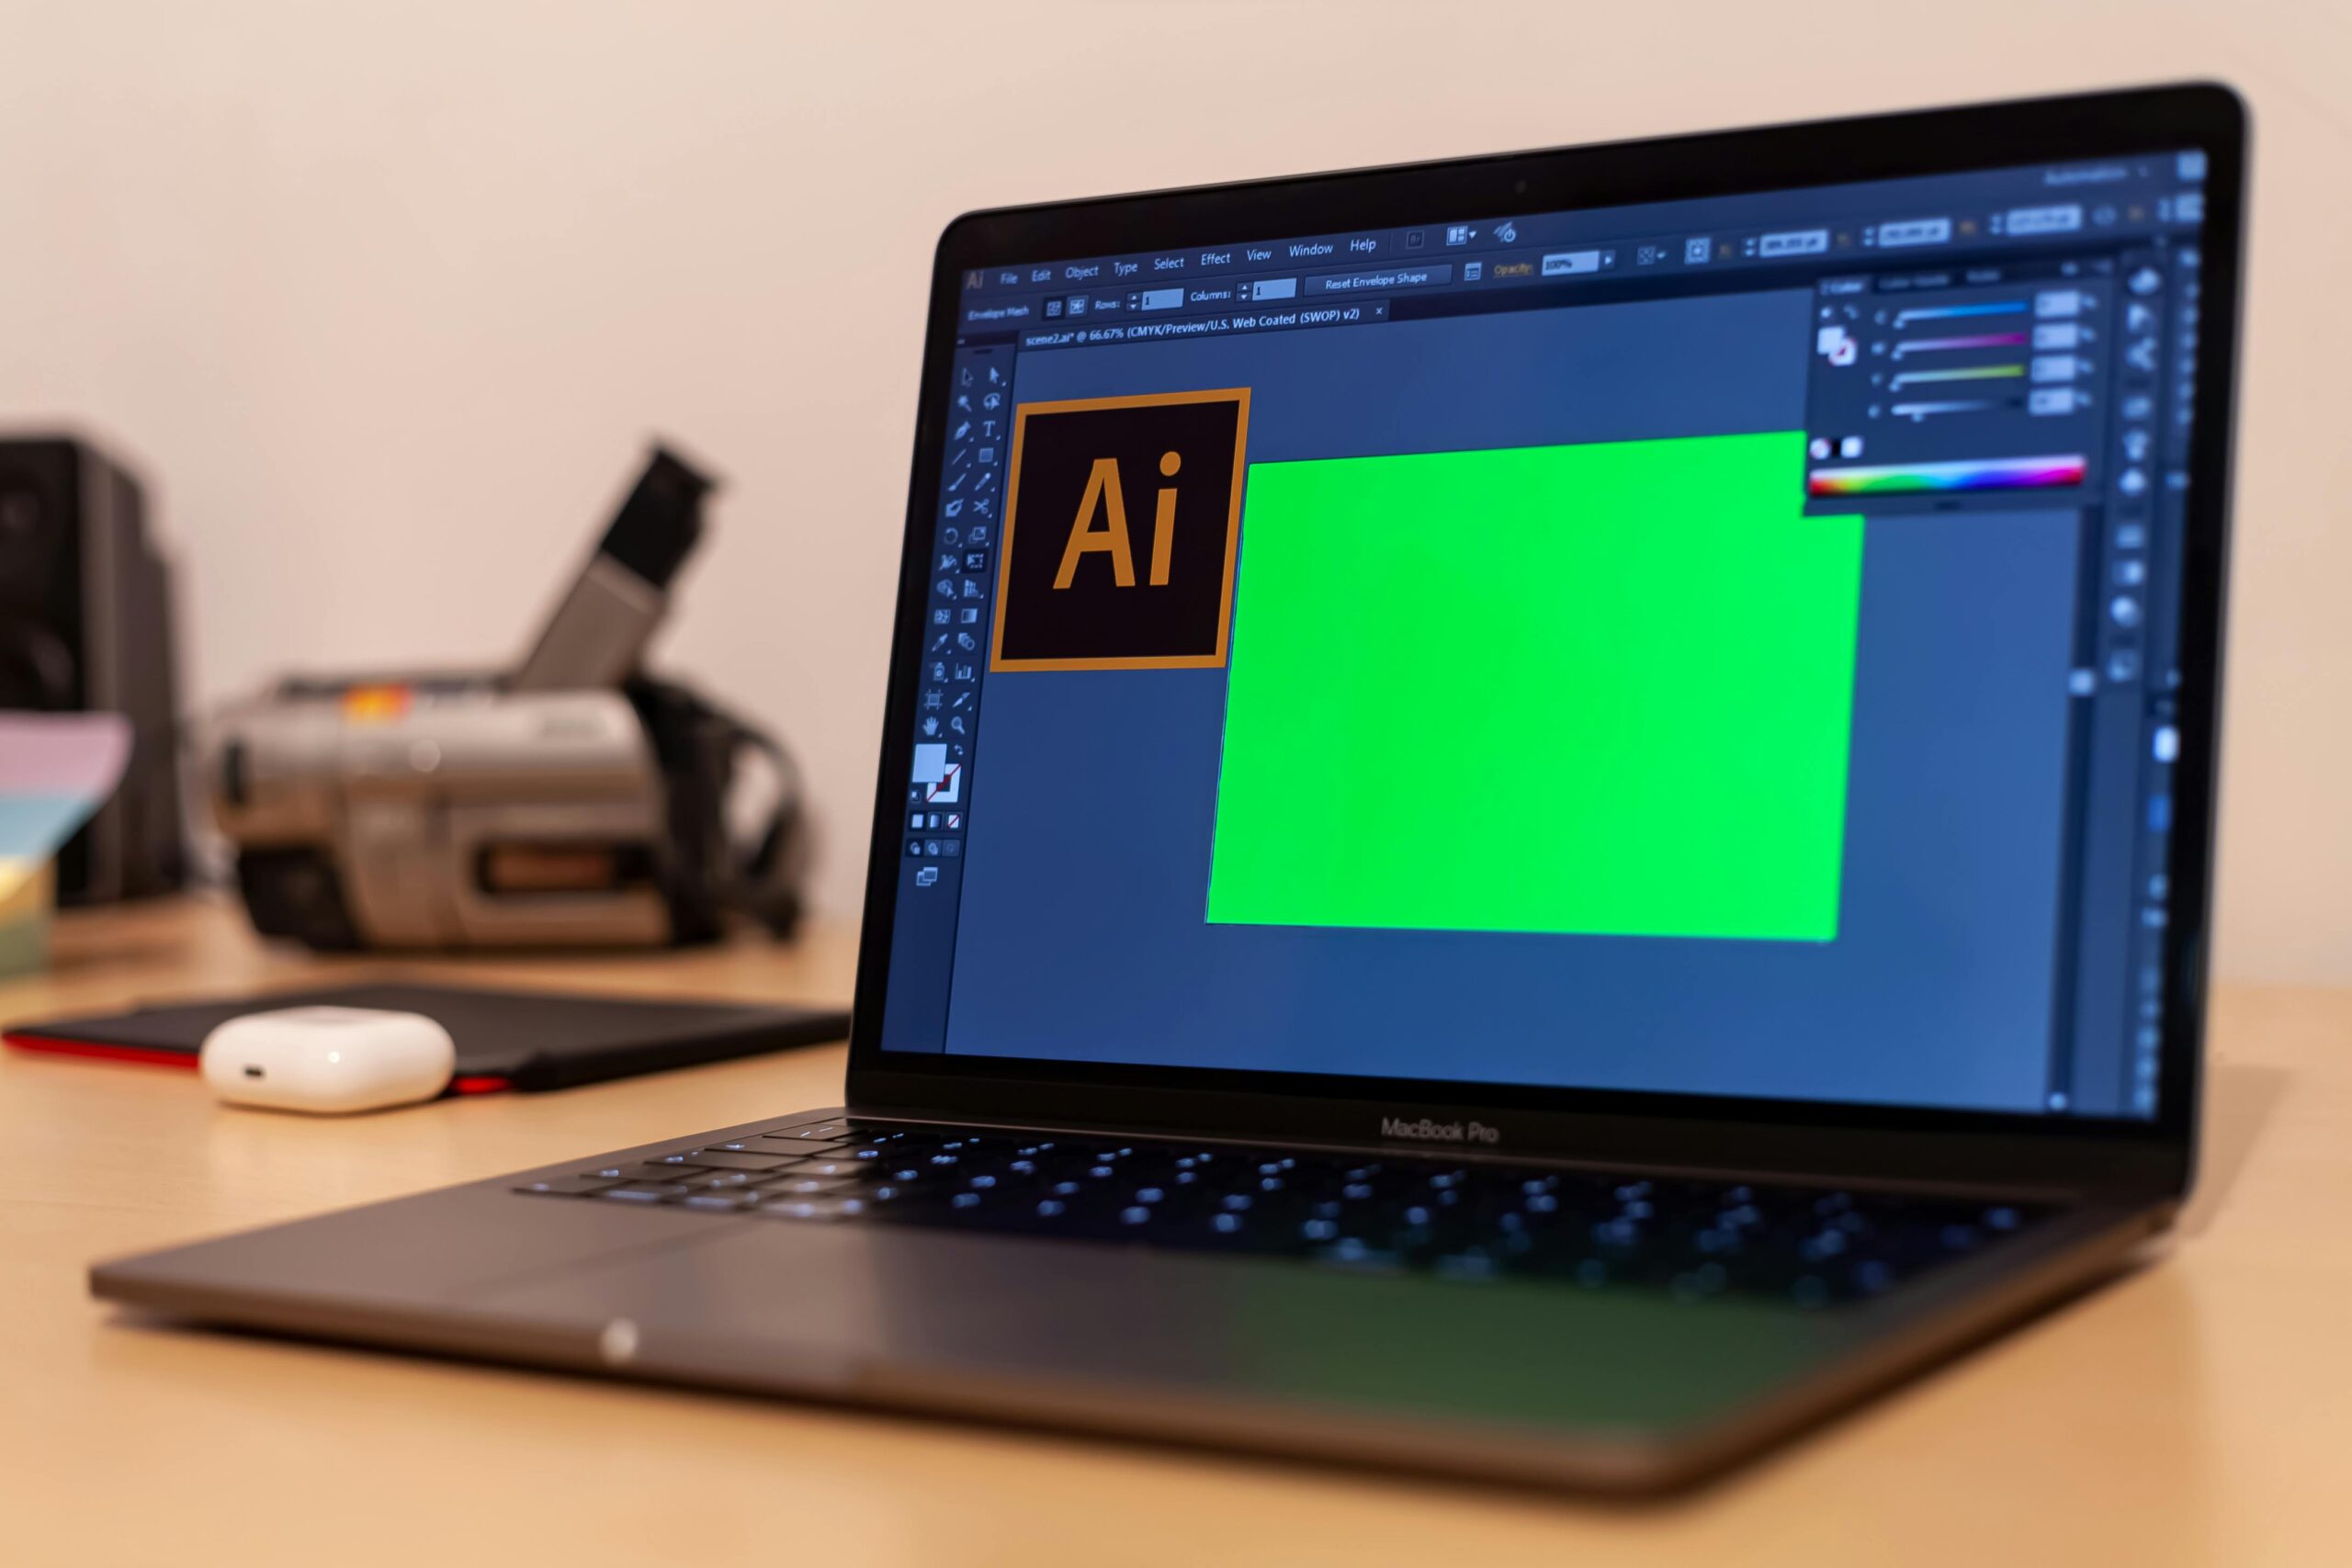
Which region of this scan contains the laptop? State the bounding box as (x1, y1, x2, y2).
(90, 83, 2246, 1492)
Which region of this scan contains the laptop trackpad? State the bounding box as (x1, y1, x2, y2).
(466, 1218, 1837, 1430)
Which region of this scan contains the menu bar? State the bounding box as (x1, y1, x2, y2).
(960, 150, 2210, 320)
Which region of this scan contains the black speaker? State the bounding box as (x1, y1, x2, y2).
(0, 435, 187, 902)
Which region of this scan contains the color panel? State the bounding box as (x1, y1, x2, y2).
(1806, 454, 2086, 497)
(1208, 430, 1860, 942)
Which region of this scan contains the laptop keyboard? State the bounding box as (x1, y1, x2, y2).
(516, 1120, 2046, 1309)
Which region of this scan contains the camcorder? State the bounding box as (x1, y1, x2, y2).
(209, 447, 807, 950)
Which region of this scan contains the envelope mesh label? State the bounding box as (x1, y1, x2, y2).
(1205, 431, 1862, 942)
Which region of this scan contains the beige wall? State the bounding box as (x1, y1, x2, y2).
(1, 1, 2340, 980)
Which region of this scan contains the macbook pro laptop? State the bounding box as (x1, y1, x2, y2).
(91, 83, 2246, 1492)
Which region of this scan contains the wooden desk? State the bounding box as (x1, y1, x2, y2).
(3, 897, 2346, 1564)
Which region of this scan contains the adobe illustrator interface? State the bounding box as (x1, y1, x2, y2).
(883, 150, 2211, 1121)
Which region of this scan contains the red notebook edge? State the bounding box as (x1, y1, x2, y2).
(4, 1031, 514, 1095)
(3, 1032, 202, 1070)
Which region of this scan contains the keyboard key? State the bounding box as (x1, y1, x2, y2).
(752, 1197, 866, 1222)
(603, 1160, 705, 1182)
(684, 1150, 794, 1171)
(600, 1184, 691, 1202)
(516, 1176, 620, 1196)
(763, 1175, 859, 1196)
(684, 1190, 763, 1211)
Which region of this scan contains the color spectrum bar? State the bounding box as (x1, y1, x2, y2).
(1807, 454, 2086, 497)
(1893, 300, 2029, 326)
(1889, 364, 2025, 389)
(1893, 333, 2030, 357)
(1889, 400, 1998, 420)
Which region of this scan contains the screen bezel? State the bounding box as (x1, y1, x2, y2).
(847, 82, 2246, 1199)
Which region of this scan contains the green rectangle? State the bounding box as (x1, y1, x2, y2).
(1206, 431, 1861, 942)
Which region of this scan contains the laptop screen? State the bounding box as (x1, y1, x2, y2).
(879, 148, 2213, 1122)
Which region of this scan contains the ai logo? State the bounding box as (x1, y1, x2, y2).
(989, 389, 1250, 671)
